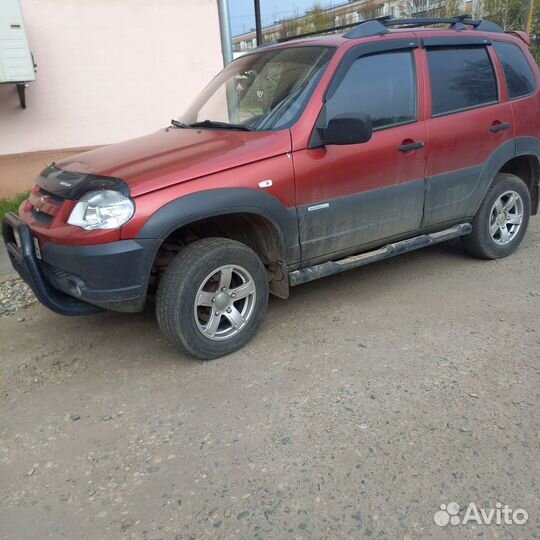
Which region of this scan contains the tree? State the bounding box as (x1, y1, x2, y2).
(276, 2, 334, 40)
(444, 0, 463, 16)
(300, 3, 333, 34)
(480, 0, 527, 30)
(400, 0, 462, 18)
(479, 0, 539, 61)
(401, 0, 431, 17)
(277, 18, 298, 41)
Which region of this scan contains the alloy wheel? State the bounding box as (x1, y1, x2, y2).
(194, 264, 257, 341)
(489, 190, 524, 246)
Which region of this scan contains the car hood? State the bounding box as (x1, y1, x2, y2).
(56, 128, 292, 197)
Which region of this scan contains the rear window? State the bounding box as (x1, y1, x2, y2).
(494, 41, 537, 99)
(427, 46, 498, 116)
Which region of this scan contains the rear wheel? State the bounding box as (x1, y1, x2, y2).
(156, 238, 269, 360)
(463, 173, 531, 259)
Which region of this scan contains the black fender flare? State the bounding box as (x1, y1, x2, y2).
(515, 136, 540, 166)
(472, 137, 540, 214)
(515, 137, 540, 214)
(137, 188, 300, 264)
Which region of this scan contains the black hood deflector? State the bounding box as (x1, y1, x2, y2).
(37, 165, 129, 200)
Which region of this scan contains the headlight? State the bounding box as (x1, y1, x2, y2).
(67, 190, 135, 230)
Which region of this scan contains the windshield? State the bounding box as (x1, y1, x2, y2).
(179, 46, 334, 131)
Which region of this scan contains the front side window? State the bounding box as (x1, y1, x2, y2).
(427, 46, 498, 116)
(325, 50, 417, 129)
(179, 46, 334, 131)
(494, 41, 537, 99)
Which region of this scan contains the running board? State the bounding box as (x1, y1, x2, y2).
(289, 223, 472, 287)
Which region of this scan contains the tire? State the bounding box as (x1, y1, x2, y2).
(156, 238, 269, 360)
(463, 173, 531, 260)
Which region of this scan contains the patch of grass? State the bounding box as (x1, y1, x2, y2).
(0, 193, 29, 220)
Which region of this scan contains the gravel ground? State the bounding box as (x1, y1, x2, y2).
(0, 226, 539, 540)
(0, 277, 37, 317)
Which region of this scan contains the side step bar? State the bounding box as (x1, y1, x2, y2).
(288, 223, 472, 287)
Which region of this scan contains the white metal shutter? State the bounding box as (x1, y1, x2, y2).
(0, 0, 35, 83)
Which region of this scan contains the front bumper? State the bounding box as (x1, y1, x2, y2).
(2, 212, 158, 315)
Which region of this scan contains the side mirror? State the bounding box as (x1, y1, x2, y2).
(319, 113, 372, 146)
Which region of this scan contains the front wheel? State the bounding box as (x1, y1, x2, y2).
(463, 173, 531, 260)
(156, 238, 269, 360)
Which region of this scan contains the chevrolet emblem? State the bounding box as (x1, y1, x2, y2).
(34, 196, 47, 212)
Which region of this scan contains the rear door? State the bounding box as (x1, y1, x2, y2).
(294, 41, 427, 262)
(422, 38, 514, 227)
(493, 39, 540, 150)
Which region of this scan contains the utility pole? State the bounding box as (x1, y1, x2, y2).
(217, 0, 233, 65)
(525, 0, 535, 34)
(254, 0, 263, 46)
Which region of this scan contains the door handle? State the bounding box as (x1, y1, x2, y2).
(399, 141, 425, 152)
(489, 122, 511, 133)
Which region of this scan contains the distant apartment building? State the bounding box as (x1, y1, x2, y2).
(232, 0, 473, 54)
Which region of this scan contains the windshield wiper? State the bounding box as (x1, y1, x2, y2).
(189, 120, 252, 131)
(170, 119, 190, 129)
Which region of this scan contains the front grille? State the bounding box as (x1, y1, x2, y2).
(39, 188, 64, 205)
(31, 207, 54, 225)
(29, 187, 64, 227)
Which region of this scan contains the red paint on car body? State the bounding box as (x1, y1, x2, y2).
(16, 28, 540, 249)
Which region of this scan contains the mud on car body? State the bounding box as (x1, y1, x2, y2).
(3, 16, 539, 359)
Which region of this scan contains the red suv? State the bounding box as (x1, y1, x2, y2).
(3, 16, 539, 359)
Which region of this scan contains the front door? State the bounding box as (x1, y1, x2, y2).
(294, 44, 427, 262)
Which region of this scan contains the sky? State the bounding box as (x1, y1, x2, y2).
(229, 0, 337, 36)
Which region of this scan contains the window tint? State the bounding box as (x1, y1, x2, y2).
(494, 41, 537, 99)
(326, 51, 416, 129)
(427, 46, 498, 116)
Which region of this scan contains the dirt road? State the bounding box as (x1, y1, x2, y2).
(1, 227, 539, 540)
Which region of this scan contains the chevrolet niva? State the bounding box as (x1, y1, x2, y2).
(3, 16, 539, 359)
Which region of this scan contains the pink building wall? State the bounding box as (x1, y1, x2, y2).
(0, 0, 224, 156)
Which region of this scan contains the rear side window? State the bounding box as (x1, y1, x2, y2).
(427, 46, 498, 116)
(494, 41, 537, 99)
(326, 50, 416, 129)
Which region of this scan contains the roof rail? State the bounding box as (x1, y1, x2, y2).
(343, 15, 503, 38)
(274, 15, 503, 44)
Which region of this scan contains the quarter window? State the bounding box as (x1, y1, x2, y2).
(427, 46, 498, 116)
(494, 41, 537, 99)
(326, 50, 417, 129)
